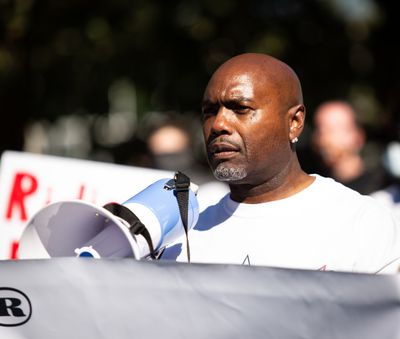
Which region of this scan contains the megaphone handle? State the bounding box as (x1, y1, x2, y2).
(174, 171, 191, 263)
(103, 202, 157, 259)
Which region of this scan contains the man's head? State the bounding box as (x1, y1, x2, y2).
(201, 53, 305, 186)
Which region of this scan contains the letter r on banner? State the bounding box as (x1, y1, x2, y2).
(0, 298, 26, 317)
(6, 172, 38, 221)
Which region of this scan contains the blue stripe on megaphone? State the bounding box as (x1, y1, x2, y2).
(123, 179, 199, 249)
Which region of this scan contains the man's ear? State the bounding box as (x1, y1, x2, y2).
(288, 104, 306, 141)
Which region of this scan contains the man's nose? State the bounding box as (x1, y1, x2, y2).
(210, 107, 233, 135)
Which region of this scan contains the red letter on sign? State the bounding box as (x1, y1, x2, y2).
(9, 241, 19, 260)
(6, 172, 38, 221)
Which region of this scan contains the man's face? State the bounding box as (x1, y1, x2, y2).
(202, 67, 291, 185)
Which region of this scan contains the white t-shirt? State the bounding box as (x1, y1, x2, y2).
(370, 184, 400, 223)
(162, 175, 400, 274)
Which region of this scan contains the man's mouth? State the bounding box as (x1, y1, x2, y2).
(208, 142, 240, 160)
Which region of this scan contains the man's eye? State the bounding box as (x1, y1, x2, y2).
(202, 106, 218, 116)
(234, 106, 251, 114)
(225, 101, 252, 114)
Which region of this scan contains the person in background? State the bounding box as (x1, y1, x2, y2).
(161, 53, 400, 274)
(310, 100, 386, 195)
(147, 121, 195, 174)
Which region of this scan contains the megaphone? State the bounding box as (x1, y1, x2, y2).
(18, 172, 199, 260)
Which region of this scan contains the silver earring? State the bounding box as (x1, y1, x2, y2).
(291, 137, 299, 144)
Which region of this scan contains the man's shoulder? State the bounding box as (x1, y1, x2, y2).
(316, 176, 400, 234)
(303, 174, 395, 221)
(310, 174, 365, 200)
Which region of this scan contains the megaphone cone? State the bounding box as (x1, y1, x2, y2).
(18, 200, 141, 259)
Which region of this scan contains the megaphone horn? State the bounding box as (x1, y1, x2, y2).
(17, 172, 199, 260)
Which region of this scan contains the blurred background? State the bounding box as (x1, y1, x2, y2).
(0, 0, 399, 192)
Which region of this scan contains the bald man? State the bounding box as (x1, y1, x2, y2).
(162, 53, 400, 274)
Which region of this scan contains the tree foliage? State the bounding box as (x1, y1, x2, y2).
(0, 0, 398, 160)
